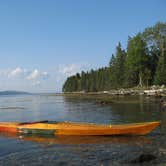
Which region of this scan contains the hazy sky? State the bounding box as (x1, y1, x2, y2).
(0, 0, 165, 92)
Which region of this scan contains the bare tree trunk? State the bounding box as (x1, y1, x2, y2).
(139, 72, 143, 87)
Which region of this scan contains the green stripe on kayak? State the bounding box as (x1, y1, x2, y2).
(19, 128, 55, 135)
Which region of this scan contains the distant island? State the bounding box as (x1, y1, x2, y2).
(63, 22, 166, 93)
(0, 91, 30, 96)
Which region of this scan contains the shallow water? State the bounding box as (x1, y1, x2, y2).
(0, 94, 166, 165)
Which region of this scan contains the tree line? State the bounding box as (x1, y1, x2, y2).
(62, 22, 166, 92)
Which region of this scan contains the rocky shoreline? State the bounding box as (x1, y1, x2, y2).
(61, 86, 166, 109)
(64, 86, 166, 97)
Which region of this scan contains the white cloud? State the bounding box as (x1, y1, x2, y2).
(32, 81, 41, 86)
(42, 71, 49, 79)
(27, 69, 40, 80)
(58, 64, 82, 76)
(55, 63, 91, 83)
(8, 67, 25, 78)
(26, 69, 49, 80)
(0, 67, 50, 89)
(0, 63, 91, 91)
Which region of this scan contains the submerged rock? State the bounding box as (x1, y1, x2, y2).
(162, 102, 166, 107)
(96, 100, 114, 105)
(130, 153, 157, 163)
(160, 99, 166, 109)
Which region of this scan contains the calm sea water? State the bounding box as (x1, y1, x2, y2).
(0, 94, 166, 165)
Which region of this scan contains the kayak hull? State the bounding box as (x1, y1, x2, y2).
(0, 121, 161, 136)
(55, 121, 161, 135)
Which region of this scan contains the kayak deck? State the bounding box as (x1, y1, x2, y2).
(0, 121, 161, 136)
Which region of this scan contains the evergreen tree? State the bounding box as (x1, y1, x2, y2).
(108, 54, 116, 88)
(80, 71, 86, 91)
(154, 37, 166, 85)
(113, 42, 126, 87)
(109, 54, 116, 67)
(143, 22, 166, 84)
(62, 22, 166, 92)
(126, 34, 150, 87)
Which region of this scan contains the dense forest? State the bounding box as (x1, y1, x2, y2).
(63, 22, 166, 92)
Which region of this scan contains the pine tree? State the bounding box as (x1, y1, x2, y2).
(126, 34, 150, 87)
(113, 42, 126, 87)
(62, 22, 166, 92)
(143, 22, 166, 83)
(154, 37, 166, 85)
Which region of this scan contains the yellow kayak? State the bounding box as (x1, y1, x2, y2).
(0, 121, 160, 136)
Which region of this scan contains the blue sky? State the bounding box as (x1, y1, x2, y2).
(0, 0, 165, 92)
